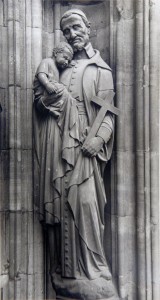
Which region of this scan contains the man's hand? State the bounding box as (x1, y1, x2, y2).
(82, 136, 104, 157)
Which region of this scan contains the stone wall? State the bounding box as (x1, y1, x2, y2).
(0, 0, 159, 299)
(110, 1, 160, 298)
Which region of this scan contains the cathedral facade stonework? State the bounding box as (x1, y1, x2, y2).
(0, 1, 159, 300)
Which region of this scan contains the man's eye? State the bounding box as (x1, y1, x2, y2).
(73, 25, 81, 30)
(64, 29, 70, 35)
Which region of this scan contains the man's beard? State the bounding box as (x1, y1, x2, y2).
(70, 36, 89, 52)
(72, 41, 85, 52)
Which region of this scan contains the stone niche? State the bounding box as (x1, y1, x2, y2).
(0, 0, 159, 300)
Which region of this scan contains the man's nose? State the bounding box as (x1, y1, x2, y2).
(70, 29, 76, 39)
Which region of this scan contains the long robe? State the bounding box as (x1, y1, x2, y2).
(33, 49, 115, 280)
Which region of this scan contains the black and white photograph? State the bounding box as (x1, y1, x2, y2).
(0, 0, 159, 299)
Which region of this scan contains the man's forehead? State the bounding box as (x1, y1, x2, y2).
(61, 14, 84, 29)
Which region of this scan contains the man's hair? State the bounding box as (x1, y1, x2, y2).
(52, 41, 73, 57)
(60, 9, 91, 31)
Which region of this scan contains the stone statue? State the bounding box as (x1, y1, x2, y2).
(34, 8, 120, 300)
(33, 41, 74, 118)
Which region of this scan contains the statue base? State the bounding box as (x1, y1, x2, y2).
(56, 297, 121, 300)
(52, 273, 120, 300)
(57, 297, 120, 300)
(56, 296, 128, 300)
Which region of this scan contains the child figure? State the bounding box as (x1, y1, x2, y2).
(33, 43, 80, 274)
(33, 41, 74, 118)
(33, 42, 79, 275)
(33, 41, 80, 164)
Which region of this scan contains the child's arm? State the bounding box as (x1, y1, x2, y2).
(37, 72, 57, 94)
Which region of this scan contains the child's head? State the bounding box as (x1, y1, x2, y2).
(52, 42, 73, 69)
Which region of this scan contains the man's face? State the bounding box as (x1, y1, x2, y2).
(61, 14, 90, 52)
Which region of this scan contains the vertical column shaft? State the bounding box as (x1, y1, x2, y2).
(149, 1, 160, 299)
(114, 0, 136, 298)
(54, 3, 61, 45)
(143, 0, 152, 299)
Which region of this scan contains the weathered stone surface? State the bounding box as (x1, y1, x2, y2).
(0, 0, 159, 300)
(52, 274, 119, 300)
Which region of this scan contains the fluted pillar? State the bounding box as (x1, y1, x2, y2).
(149, 1, 160, 299)
(110, 0, 136, 299)
(0, 0, 45, 299)
(0, 1, 159, 300)
(111, 0, 160, 299)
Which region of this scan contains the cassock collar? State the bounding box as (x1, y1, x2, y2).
(84, 43, 95, 58)
(70, 42, 111, 71)
(84, 43, 111, 70)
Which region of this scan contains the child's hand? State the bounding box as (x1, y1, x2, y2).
(55, 84, 65, 97)
(46, 83, 57, 94)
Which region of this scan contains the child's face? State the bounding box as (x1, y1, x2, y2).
(56, 47, 73, 69)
